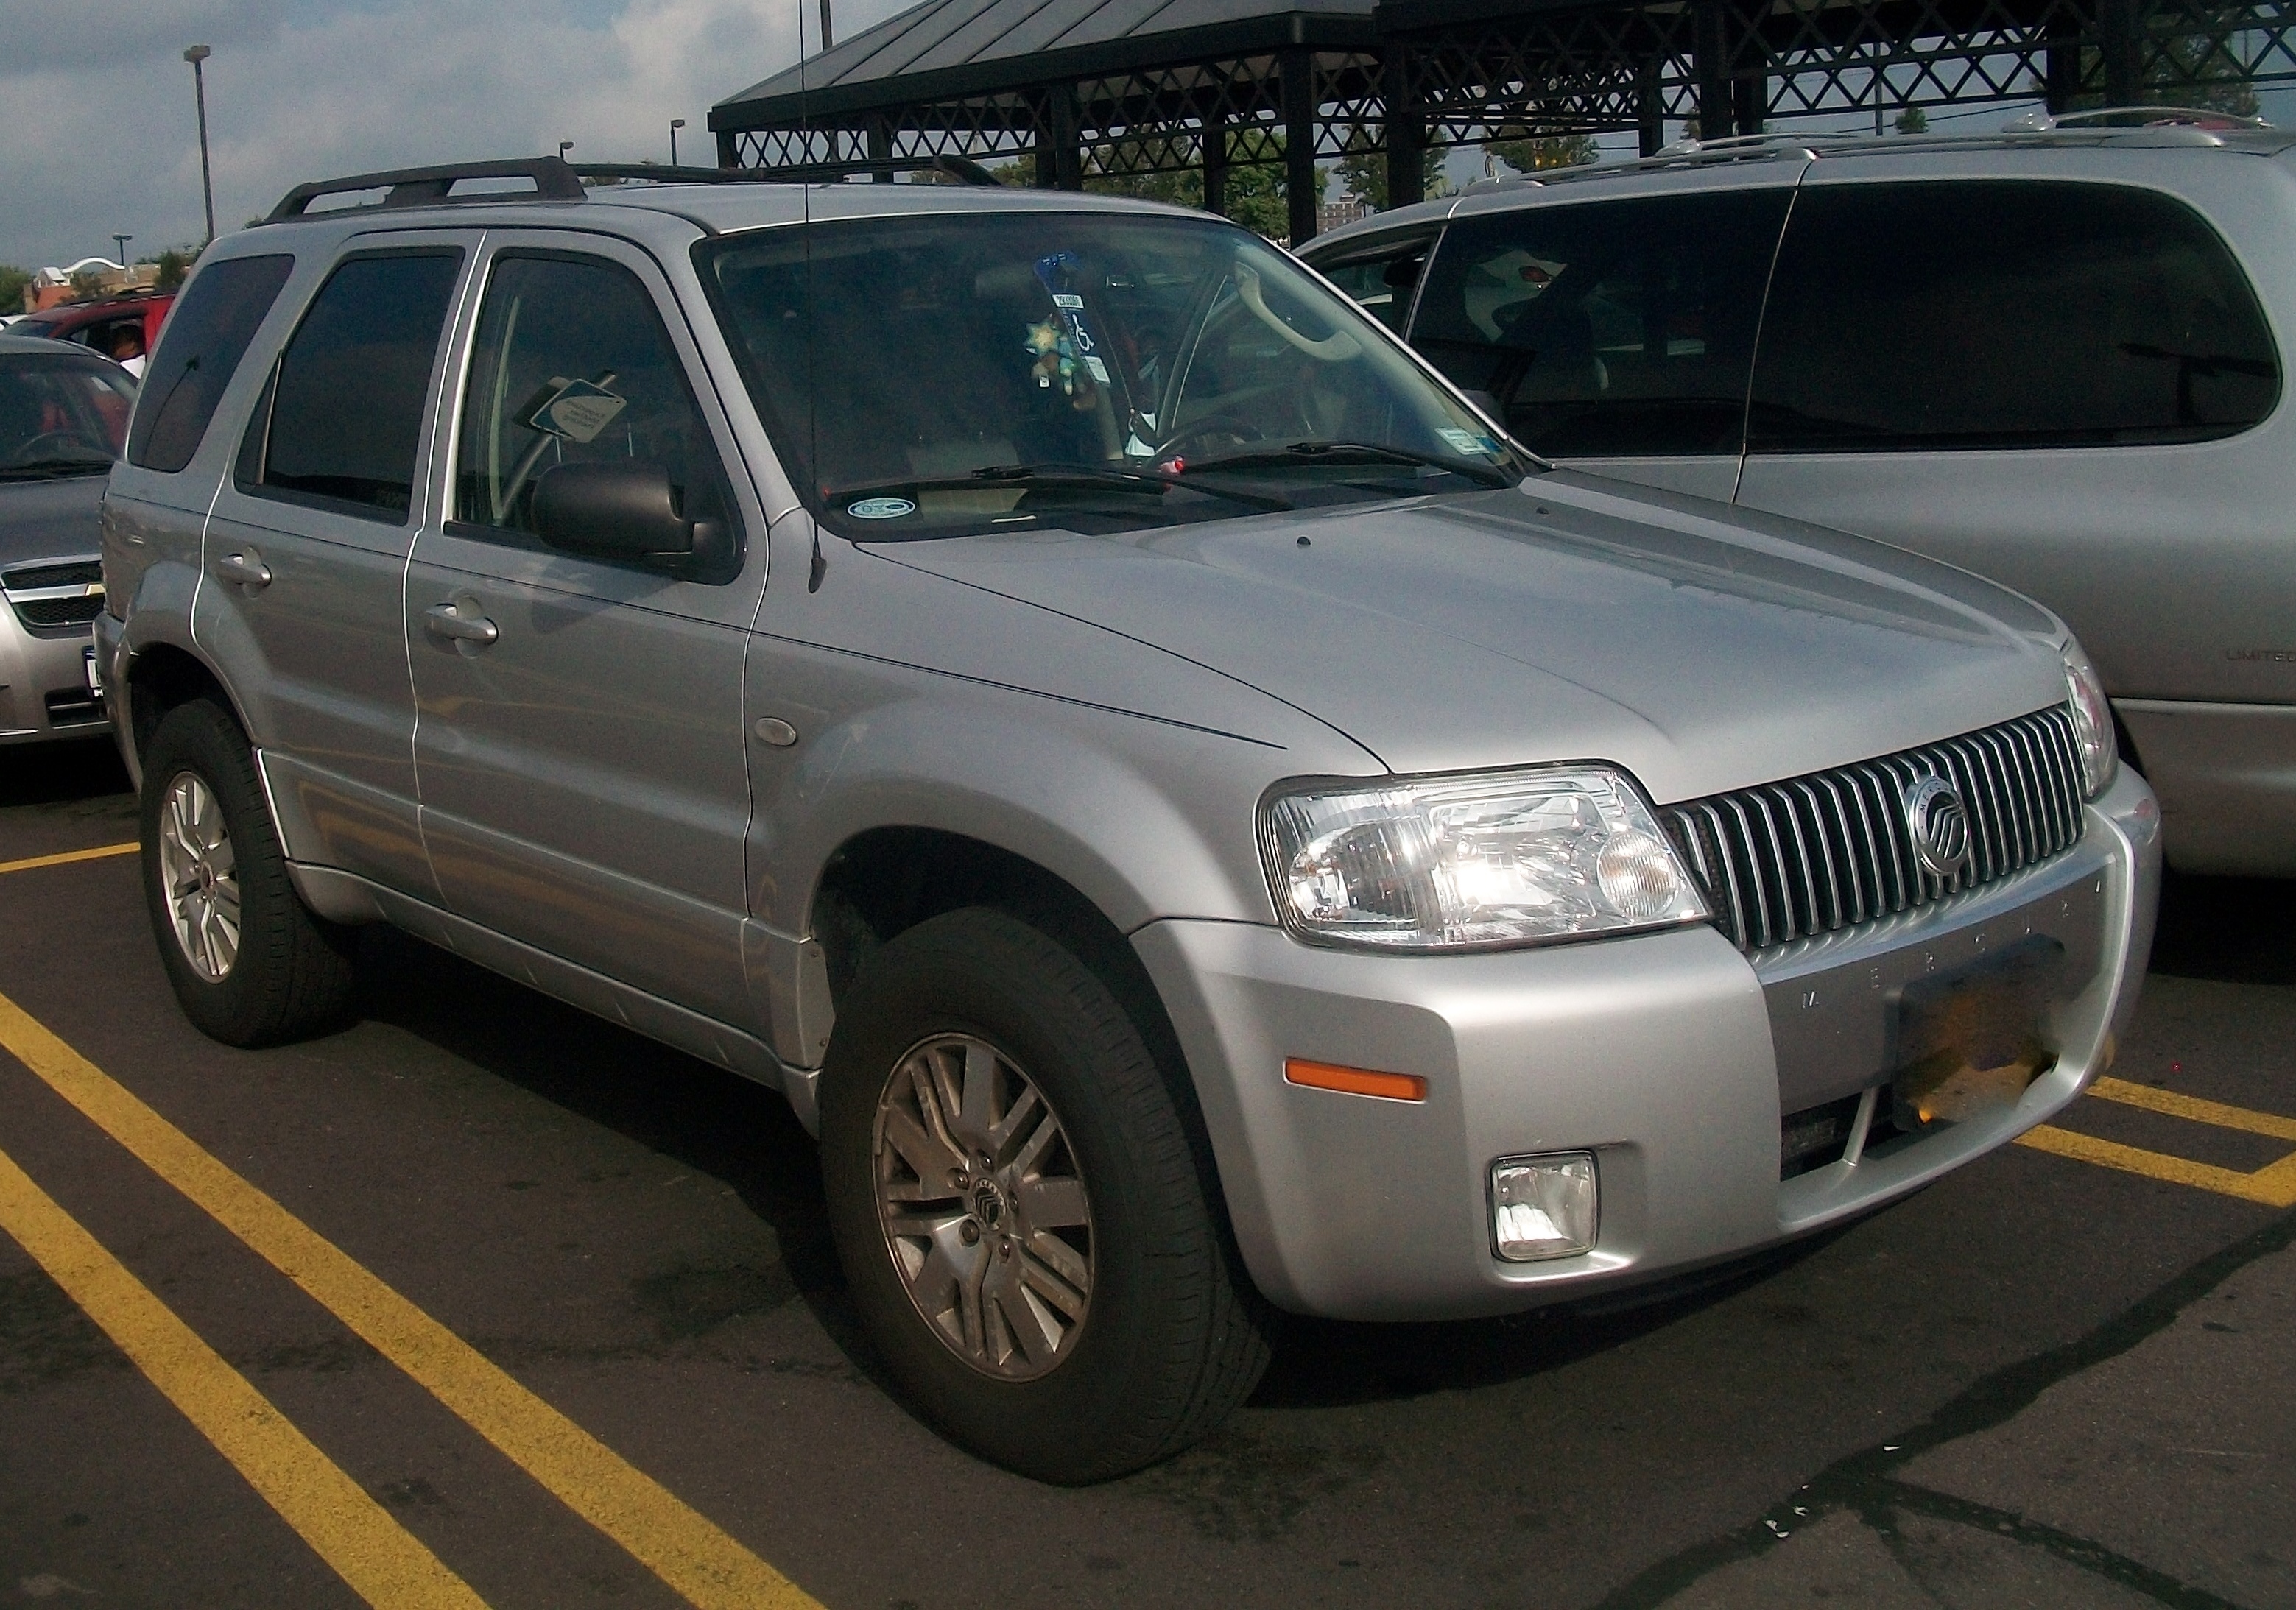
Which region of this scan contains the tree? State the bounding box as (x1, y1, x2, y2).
(1895, 105, 1929, 135)
(147, 245, 202, 292)
(0, 264, 29, 316)
(1335, 127, 1447, 211)
(1484, 130, 1600, 175)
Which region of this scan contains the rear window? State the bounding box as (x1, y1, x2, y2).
(1410, 189, 1793, 457)
(128, 255, 295, 473)
(1750, 180, 2281, 451)
(240, 249, 462, 520)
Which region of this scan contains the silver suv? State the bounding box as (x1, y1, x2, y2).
(97, 157, 2157, 1481)
(1304, 116, 2295, 878)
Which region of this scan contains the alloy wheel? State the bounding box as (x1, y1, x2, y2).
(157, 770, 239, 983)
(871, 1033, 1094, 1380)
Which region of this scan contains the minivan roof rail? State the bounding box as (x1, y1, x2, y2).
(2003, 105, 2272, 131)
(264, 152, 1004, 222)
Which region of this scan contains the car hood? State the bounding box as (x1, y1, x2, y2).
(870, 472, 2071, 804)
(0, 473, 109, 570)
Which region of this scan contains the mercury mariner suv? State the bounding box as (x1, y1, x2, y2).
(96, 156, 2158, 1483)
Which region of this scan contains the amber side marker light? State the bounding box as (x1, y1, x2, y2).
(1283, 1058, 1428, 1103)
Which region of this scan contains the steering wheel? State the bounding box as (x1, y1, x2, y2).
(1, 431, 100, 468)
(1155, 412, 1271, 462)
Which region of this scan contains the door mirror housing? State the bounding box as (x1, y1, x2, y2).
(532, 460, 694, 559)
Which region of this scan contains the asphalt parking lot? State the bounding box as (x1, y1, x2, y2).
(1, 739, 2289, 1609)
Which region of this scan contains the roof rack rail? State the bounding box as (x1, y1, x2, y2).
(2004, 105, 2272, 132)
(264, 152, 1007, 222)
(267, 157, 587, 221)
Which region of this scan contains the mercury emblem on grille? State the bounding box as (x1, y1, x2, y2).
(1904, 773, 1973, 880)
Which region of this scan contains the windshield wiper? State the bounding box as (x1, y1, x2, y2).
(1183, 440, 1516, 488)
(0, 455, 114, 481)
(831, 462, 1291, 513)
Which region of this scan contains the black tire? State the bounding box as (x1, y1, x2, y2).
(820, 907, 1269, 1483)
(139, 699, 357, 1047)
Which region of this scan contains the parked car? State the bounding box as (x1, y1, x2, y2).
(98, 156, 2157, 1481)
(1, 333, 135, 744)
(14, 289, 175, 375)
(1303, 116, 2296, 878)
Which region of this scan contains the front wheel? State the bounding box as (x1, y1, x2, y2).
(820, 908, 1268, 1482)
(139, 699, 357, 1046)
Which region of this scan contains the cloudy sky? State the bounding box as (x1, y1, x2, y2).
(0, 0, 923, 271)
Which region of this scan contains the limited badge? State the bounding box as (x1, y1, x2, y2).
(847, 497, 918, 520)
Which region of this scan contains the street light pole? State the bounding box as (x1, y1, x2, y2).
(183, 45, 216, 246)
(670, 119, 686, 166)
(559, 140, 574, 163)
(820, 0, 834, 50)
(113, 234, 133, 266)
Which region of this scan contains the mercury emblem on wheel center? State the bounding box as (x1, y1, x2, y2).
(1904, 773, 1973, 880)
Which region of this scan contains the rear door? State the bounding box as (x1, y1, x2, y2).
(1403, 178, 1797, 500)
(1732, 160, 2289, 702)
(194, 233, 474, 897)
(404, 233, 767, 1027)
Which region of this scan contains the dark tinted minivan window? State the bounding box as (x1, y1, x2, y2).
(1750, 181, 2280, 451)
(1411, 189, 1793, 456)
(244, 250, 462, 519)
(127, 254, 295, 473)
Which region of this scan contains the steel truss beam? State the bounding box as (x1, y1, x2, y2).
(722, 0, 2294, 241)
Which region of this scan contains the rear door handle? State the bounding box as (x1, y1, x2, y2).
(214, 551, 271, 590)
(423, 601, 499, 647)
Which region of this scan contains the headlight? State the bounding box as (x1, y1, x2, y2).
(1260, 766, 1708, 951)
(2062, 641, 2116, 799)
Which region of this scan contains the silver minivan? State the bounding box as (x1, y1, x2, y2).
(1304, 119, 2295, 877)
(98, 158, 2155, 1480)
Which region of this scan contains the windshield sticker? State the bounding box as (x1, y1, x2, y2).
(1437, 426, 1503, 457)
(524, 378, 627, 445)
(846, 496, 918, 520)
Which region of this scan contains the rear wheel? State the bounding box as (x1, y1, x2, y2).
(139, 700, 357, 1046)
(820, 907, 1268, 1482)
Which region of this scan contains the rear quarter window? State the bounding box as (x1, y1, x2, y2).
(128, 255, 295, 473)
(1748, 180, 2281, 451)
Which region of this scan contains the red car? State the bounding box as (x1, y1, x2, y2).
(13, 291, 175, 372)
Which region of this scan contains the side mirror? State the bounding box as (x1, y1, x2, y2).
(532, 460, 693, 559)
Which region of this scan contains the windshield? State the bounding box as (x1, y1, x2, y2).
(698, 211, 1522, 539)
(0, 353, 135, 478)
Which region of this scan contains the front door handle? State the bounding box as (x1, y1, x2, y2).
(423, 601, 499, 647)
(214, 551, 271, 590)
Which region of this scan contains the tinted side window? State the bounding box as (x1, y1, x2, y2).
(451, 253, 739, 576)
(1411, 190, 1792, 456)
(1750, 181, 2281, 452)
(1313, 234, 1435, 331)
(245, 250, 461, 520)
(128, 254, 295, 473)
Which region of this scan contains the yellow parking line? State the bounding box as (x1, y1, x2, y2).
(0, 1145, 485, 1608)
(0, 989, 821, 1610)
(0, 841, 138, 877)
(2015, 1124, 2296, 1206)
(2087, 1076, 2296, 1143)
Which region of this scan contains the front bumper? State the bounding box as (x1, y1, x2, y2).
(1135, 766, 2159, 1321)
(0, 607, 106, 746)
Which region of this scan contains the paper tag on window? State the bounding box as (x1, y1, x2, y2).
(1437, 426, 1500, 456)
(527, 378, 627, 444)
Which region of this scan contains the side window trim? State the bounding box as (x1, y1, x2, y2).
(1308, 227, 1442, 334)
(233, 243, 471, 527)
(437, 238, 751, 585)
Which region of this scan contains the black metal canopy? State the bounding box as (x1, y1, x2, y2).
(711, 0, 2296, 244)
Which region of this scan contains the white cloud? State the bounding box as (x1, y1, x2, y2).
(0, 0, 917, 272)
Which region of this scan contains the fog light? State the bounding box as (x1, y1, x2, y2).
(1490, 1152, 1597, 1262)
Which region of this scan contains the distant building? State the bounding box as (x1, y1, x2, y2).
(23, 259, 159, 314)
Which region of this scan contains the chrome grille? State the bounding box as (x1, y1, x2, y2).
(1661, 705, 2086, 953)
(3, 559, 105, 631)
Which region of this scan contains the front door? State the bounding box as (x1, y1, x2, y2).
(405, 236, 767, 1026)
